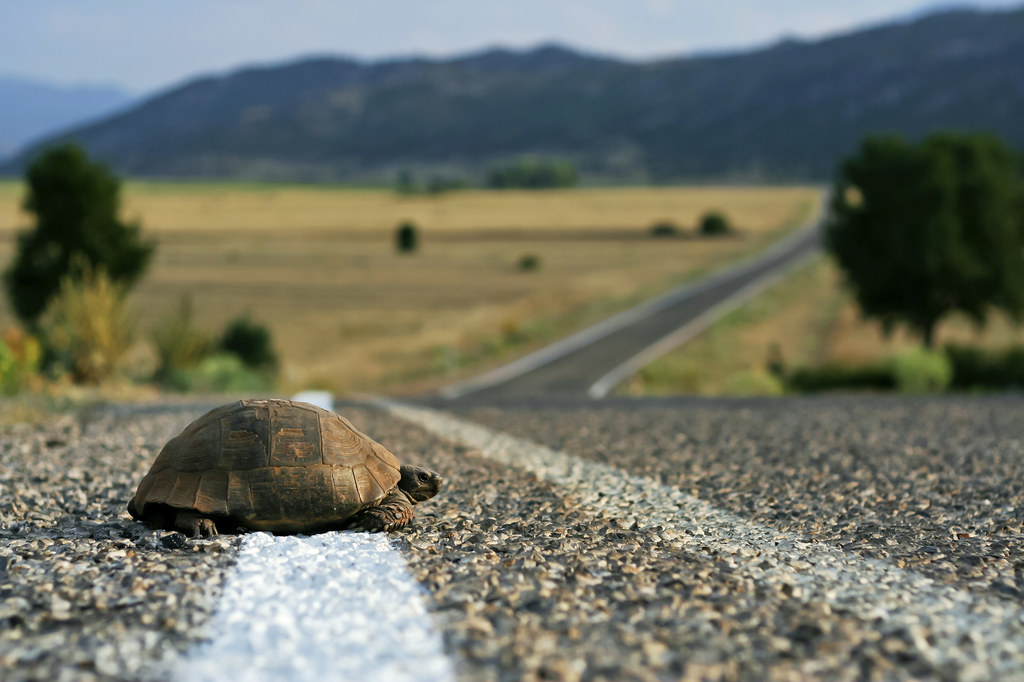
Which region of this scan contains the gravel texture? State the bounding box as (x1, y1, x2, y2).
(0, 404, 238, 682)
(5, 395, 1024, 681)
(373, 397, 1024, 681)
(448, 395, 1024, 598)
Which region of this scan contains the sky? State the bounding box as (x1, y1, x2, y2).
(1, 1, 1020, 93)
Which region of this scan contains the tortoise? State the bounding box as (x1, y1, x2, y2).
(127, 399, 443, 536)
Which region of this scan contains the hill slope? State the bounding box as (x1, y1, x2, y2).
(5, 6, 1023, 181)
(0, 78, 133, 159)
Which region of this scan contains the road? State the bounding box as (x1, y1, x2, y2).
(441, 213, 823, 400)
(4, 395, 1024, 680)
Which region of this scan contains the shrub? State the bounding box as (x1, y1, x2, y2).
(220, 315, 278, 373)
(518, 254, 541, 272)
(39, 263, 134, 383)
(786, 362, 895, 392)
(724, 369, 785, 396)
(892, 348, 953, 393)
(650, 221, 679, 237)
(151, 294, 214, 381)
(426, 176, 467, 194)
(946, 344, 1024, 389)
(700, 211, 732, 236)
(4, 143, 154, 326)
(166, 353, 273, 393)
(395, 221, 419, 253)
(487, 158, 578, 189)
(0, 329, 42, 395)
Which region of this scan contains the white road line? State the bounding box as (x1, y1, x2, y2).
(587, 251, 817, 398)
(375, 398, 1024, 678)
(174, 532, 455, 682)
(439, 190, 825, 399)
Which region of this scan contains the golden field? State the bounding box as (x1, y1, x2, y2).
(626, 257, 1024, 396)
(0, 182, 817, 393)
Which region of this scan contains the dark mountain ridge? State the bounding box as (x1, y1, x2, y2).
(5, 6, 1023, 182)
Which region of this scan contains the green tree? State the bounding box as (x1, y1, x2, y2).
(826, 133, 1024, 347)
(487, 158, 578, 189)
(3, 143, 155, 326)
(395, 221, 419, 253)
(699, 211, 732, 236)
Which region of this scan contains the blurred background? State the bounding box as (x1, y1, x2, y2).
(1, 0, 1022, 407)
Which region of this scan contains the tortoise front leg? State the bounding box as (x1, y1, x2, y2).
(174, 511, 218, 537)
(347, 490, 414, 532)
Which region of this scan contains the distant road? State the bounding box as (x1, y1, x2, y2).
(441, 197, 825, 400)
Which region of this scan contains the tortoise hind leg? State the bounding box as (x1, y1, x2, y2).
(347, 490, 414, 532)
(174, 511, 218, 537)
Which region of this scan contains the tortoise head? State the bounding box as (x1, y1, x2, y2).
(398, 465, 443, 503)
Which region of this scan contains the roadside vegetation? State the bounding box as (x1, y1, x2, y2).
(0, 160, 816, 394)
(0, 144, 280, 406)
(627, 257, 1024, 396)
(628, 132, 1024, 396)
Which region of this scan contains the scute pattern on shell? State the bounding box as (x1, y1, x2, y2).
(130, 400, 402, 531)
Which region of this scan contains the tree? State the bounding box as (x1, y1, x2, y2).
(486, 158, 578, 189)
(699, 211, 732, 236)
(3, 143, 155, 326)
(395, 221, 419, 253)
(826, 133, 1024, 347)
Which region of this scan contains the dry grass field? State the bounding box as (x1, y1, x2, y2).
(0, 181, 817, 393)
(626, 257, 1024, 396)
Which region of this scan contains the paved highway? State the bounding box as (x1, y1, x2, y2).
(441, 214, 823, 400)
(4, 395, 1024, 680)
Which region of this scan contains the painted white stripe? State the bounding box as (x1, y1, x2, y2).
(439, 189, 825, 399)
(175, 532, 455, 682)
(587, 252, 818, 398)
(375, 398, 1024, 677)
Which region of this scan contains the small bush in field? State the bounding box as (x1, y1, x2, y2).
(946, 344, 1024, 389)
(0, 329, 42, 394)
(151, 294, 214, 381)
(700, 211, 732, 236)
(221, 315, 278, 373)
(650, 220, 679, 237)
(40, 263, 134, 383)
(167, 353, 273, 393)
(518, 254, 541, 272)
(892, 348, 952, 393)
(396, 221, 419, 253)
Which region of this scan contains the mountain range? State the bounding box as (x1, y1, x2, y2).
(0, 77, 133, 160)
(3, 5, 1023, 182)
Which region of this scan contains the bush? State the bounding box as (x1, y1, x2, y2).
(0, 329, 42, 395)
(699, 211, 732, 236)
(151, 294, 214, 381)
(4, 143, 154, 326)
(650, 221, 679, 237)
(396, 221, 419, 253)
(487, 158, 578, 189)
(39, 263, 134, 383)
(518, 254, 541, 272)
(946, 344, 1024, 389)
(425, 176, 467, 194)
(220, 315, 278, 373)
(724, 369, 785, 396)
(892, 348, 952, 393)
(165, 353, 273, 393)
(787, 362, 895, 392)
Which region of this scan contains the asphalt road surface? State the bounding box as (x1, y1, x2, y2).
(441, 219, 823, 400)
(4, 394, 1024, 680)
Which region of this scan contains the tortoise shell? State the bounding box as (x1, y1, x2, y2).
(129, 399, 401, 533)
